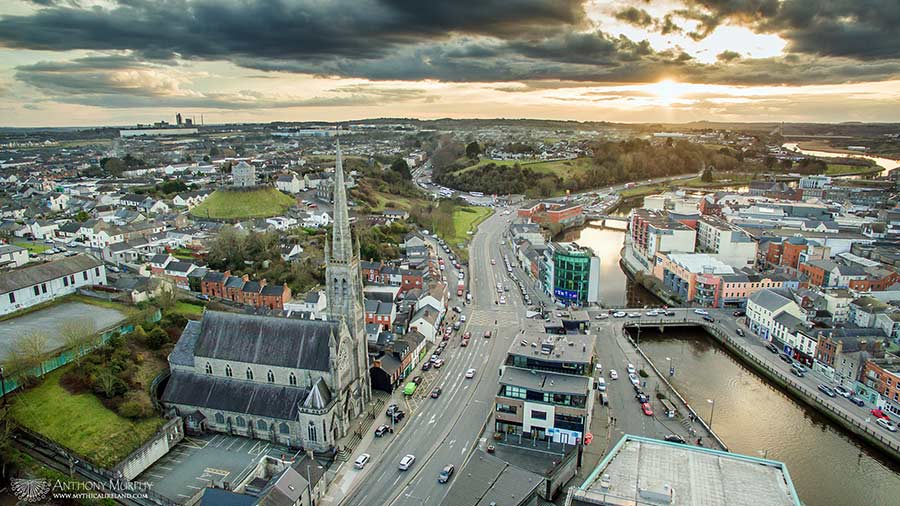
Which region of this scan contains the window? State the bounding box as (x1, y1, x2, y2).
(279, 422, 290, 434)
(70, 275, 75, 284)
(82, 271, 88, 281)
(267, 370, 275, 383)
(308, 423, 317, 442)
(225, 364, 233, 377)
(496, 404, 517, 414)
(289, 373, 297, 386)
(41, 283, 47, 294)
(214, 412, 225, 424)
(205, 363, 213, 374)
(257, 419, 267, 431)
(95, 267, 100, 276)
(236, 416, 246, 427)
(63, 277, 69, 287)
(246, 368, 254, 380)
(531, 410, 547, 420)
(503, 386, 526, 399)
(8, 293, 14, 303)
(33, 286, 40, 296)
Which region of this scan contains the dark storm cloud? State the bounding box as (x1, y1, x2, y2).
(614, 7, 654, 27)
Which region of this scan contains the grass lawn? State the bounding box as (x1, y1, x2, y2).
(460, 157, 593, 182)
(620, 184, 665, 198)
(9, 368, 164, 468)
(825, 163, 882, 176)
(174, 301, 205, 318)
(445, 206, 492, 248)
(190, 187, 295, 220)
(14, 241, 49, 254)
(680, 173, 755, 188)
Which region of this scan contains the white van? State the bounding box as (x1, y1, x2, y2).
(354, 453, 371, 469)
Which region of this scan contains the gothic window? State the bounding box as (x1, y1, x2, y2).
(342, 279, 348, 296)
(307, 423, 317, 442)
(257, 419, 267, 431)
(236, 416, 246, 427)
(214, 412, 225, 424)
(246, 368, 254, 380)
(205, 363, 212, 375)
(225, 364, 233, 377)
(289, 373, 297, 386)
(279, 422, 290, 434)
(267, 370, 275, 383)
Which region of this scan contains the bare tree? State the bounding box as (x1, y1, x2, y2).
(8, 332, 49, 379)
(59, 318, 95, 364)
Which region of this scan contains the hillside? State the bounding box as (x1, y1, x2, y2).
(190, 187, 295, 220)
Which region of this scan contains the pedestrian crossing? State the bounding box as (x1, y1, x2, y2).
(468, 309, 519, 327)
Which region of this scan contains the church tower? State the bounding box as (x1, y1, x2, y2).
(325, 138, 371, 414)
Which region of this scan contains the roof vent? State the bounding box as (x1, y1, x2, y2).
(599, 474, 611, 491)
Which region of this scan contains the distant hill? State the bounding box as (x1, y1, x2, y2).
(190, 187, 295, 220)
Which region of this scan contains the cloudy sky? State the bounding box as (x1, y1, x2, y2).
(0, 0, 898, 127)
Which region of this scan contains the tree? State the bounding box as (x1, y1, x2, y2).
(465, 141, 481, 159)
(390, 158, 411, 179)
(153, 281, 177, 310)
(764, 155, 776, 170)
(13, 332, 49, 378)
(74, 210, 90, 222)
(93, 370, 126, 399)
(701, 166, 714, 182)
(145, 327, 168, 350)
(60, 318, 95, 364)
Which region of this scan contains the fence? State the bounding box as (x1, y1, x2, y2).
(0, 308, 161, 398)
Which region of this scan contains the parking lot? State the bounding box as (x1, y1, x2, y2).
(0, 301, 125, 361)
(139, 433, 295, 503)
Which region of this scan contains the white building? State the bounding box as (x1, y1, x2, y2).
(275, 173, 305, 194)
(0, 244, 29, 269)
(232, 161, 257, 187)
(0, 254, 106, 316)
(746, 288, 807, 342)
(696, 216, 757, 269)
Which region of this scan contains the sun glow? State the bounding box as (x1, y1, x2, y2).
(649, 79, 684, 105)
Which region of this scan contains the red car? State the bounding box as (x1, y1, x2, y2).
(641, 402, 654, 416)
(871, 408, 891, 420)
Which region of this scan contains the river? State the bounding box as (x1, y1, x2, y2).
(783, 142, 899, 177)
(569, 223, 900, 506)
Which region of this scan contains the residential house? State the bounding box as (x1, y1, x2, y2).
(275, 173, 305, 194)
(0, 254, 107, 316)
(746, 288, 807, 341)
(0, 244, 29, 269)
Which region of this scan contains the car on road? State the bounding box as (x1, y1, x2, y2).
(641, 402, 654, 416)
(818, 384, 837, 397)
(389, 410, 406, 423)
(452, 306, 461, 313)
(646, 310, 659, 317)
(609, 370, 619, 380)
(871, 408, 890, 420)
(375, 424, 391, 437)
(491, 259, 496, 265)
(596, 377, 606, 392)
(626, 363, 635, 374)
(876, 418, 898, 432)
(499, 297, 506, 304)
(834, 385, 852, 398)
(484, 330, 492, 338)
(766, 343, 779, 354)
(664, 310, 675, 316)
(354, 453, 371, 469)
(627, 313, 641, 318)
(399, 454, 416, 471)
(594, 314, 608, 320)
(460, 314, 467, 322)
(433, 358, 445, 368)
(848, 396, 865, 407)
(386, 404, 400, 416)
(465, 368, 477, 378)
(736, 328, 744, 337)
(664, 434, 686, 444)
(431, 387, 442, 398)
(733, 310, 746, 317)
(628, 373, 640, 387)
(693, 309, 709, 315)
(196, 294, 210, 301)
(702, 315, 715, 323)
(779, 353, 793, 365)
(612, 311, 627, 318)
(421, 361, 432, 371)
(438, 464, 455, 483)
(411, 375, 423, 385)
(790, 367, 805, 378)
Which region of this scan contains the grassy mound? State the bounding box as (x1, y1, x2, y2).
(191, 187, 295, 219)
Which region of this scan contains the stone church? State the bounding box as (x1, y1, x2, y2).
(162, 141, 371, 451)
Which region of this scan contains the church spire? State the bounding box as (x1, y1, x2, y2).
(331, 138, 353, 264)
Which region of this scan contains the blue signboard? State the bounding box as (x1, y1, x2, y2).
(554, 288, 578, 301)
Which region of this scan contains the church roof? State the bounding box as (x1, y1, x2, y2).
(302, 377, 332, 410)
(193, 311, 338, 371)
(162, 371, 311, 420)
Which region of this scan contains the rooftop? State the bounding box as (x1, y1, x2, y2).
(499, 366, 590, 396)
(665, 253, 735, 275)
(507, 331, 594, 365)
(573, 435, 800, 506)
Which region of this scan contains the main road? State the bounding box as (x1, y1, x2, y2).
(341, 209, 525, 506)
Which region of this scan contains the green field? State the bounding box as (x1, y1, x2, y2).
(174, 301, 205, 317)
(190, 187, 295, 219)
(460, 157, 593, 181)
(10, 368, 164, 468)
(14, 242, 49, 254)
(825, 163, 882, 176)
(445, 206, 492, 247)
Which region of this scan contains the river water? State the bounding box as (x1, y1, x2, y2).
(783, 142, 899, 177)
(570, 222, 900, 506)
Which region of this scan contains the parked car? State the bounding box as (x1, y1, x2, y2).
(628, 373, 640, 387)
(627, 313, 641, 318)
(733, 310, 746, 317)
(433, 358, 445, 368)
(779, 353, 793, 365)
(848, 396, 865, 407)
(641, 402, 654, 416)
(871, 408, 890, 420)
(386, 404, 400, 416)
(411, 375, 423, 385)
(609, 370, 619, 380)
(438, 464, 455, 483)
(596, 377, 606, 392)
(834, 385, 852, 398)
(354, 453, 371, 469)
(594, 314, 608, 320)
(374, 424, 391, 437)
(664, 434, 686, 444)
(399, 454, 416, 471)
(421, 361, 432, 371)
(791, 367, 805, 378)
(626, 363, 636, 374)
(876, 418, 897, 432)
(766, 343, 779, 353)
(389, 410, 406, 423)
(736, 328, 744, 337)
(818, 384, 837, 398)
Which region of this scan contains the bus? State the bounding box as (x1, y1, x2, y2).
(403, 381, 417, 396)
(469, 191, 484, 197)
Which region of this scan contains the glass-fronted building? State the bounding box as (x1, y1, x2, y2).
(546, 242, 600, 306)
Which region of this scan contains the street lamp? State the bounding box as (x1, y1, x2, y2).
(707, 399, 716, 427)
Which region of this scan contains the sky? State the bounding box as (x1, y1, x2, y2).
(0, 0, 898, 127)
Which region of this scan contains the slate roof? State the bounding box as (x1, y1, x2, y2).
(749, 288, 794, 312)
(261, 284, 286, 296)
(200, 488, 257, 506)
(162, 371, 310, 421)
(0, 254, 102, 295)
(302, 377, 332, 410)
(242, 281, 262, 293)
(170, 320, 202, 367)
(193, 311, 337, 371)
(203, 270, 227, 283)
(165, 261, 194, 273)
(225, 276, 246, 289)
